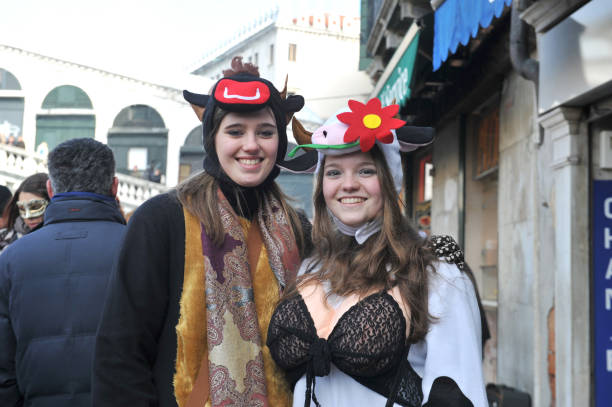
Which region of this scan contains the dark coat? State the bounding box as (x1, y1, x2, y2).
(92, 191, 312, 407)
(0, 194, 126, 407)
(92, 193, 186, 407)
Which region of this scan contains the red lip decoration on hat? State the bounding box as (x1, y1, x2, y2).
(337, 98, 406, 152)
(214, 79, 271, 105)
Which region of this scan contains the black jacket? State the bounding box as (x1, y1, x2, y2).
(0, 194, 126, 407)
(92, 191, 312, 407)
(92, 193, 185, 407)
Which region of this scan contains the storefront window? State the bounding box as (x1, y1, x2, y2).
(475, 105, 499, 178)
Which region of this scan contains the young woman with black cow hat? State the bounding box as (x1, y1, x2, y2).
(93, 57, 313, 407)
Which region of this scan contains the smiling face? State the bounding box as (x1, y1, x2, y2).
(322, 151, 383, 228)
(214, 108, 279, 187)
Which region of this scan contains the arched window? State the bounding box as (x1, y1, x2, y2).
(108, 104, 168, 182)
(41, 85, 93, 109)
(36, 85, 95, 153)
(179, 125, 204, 182)
(0, 68, 21, 90)
(112, 104, 164, 128)
(0, 68, 25, 147)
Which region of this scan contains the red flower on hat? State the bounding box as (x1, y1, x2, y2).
(337, 98, 406, 152)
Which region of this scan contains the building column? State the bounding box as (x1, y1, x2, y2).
(539, 106, 590, 407)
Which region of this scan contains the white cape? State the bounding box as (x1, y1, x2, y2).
(292, 260, 488, 407)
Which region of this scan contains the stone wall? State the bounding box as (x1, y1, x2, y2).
(430, 118, 460, 238)
(496, 71, 539, 396)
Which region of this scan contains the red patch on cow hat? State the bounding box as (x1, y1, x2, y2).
(214, 78, 271, 105)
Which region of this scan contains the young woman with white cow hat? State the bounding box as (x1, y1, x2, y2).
(267, 98, 489, 407)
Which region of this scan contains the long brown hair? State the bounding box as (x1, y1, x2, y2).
(177, 171, 305, 254)
(295, 145, 435, 342)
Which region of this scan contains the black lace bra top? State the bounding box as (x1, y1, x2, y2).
(267, 291, 423, 407)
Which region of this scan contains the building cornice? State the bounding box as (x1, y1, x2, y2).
(366, 0, 399, 56)
(369, 22, 420, 98)
(539, 106, 583, 169)
(190, 8, 279, 72)
(191, 24, 277, 75)
(191, 11, 360, 74)
(366, 0, 427, 56)
(0, 44, 183, 96)
(275, 23, 360, 40)
(520, 0, 589, 33)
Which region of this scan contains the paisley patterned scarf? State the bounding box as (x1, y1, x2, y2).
(175, 188, 300, 407)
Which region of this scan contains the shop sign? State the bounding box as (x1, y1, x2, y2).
(378, 32, 420, 108)
(593, 180, 612, 406)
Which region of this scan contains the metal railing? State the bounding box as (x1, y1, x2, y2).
(0, 143, 167, 212)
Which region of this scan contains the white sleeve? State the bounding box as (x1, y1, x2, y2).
(408, 261, 488, 407)
(297, 257, 319, 277)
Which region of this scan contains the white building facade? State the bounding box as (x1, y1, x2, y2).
(0, 44, 206, 193)
(191, 7, 373, 123)
(188, 7, 372, 218)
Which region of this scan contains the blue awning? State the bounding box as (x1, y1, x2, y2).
(433, 0, 512, 71)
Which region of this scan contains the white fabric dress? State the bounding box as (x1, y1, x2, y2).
(292, 260, 488, 407)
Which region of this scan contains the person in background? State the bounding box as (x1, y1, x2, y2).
(267, 98, 488, 406)
(147, 163, 163, 183)
(0, 138, 126, 407)
(13, 135, 25, 149)
(0, 185, 11, 230)
(93, 57, 312, 407)
(0, 173, 49, 252)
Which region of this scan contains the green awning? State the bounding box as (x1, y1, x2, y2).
(378, 31, 420, 107)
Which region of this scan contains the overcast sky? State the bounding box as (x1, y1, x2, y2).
(1, 0, 360, 86)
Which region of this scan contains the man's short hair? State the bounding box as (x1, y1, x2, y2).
(48, 138, 115, 195)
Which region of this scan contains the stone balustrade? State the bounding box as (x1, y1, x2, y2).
(0, 144, 48, 191)
(115, 173, 168, 212)
(0, 143, 167, 212)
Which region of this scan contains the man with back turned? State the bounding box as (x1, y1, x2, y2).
(0, 138, 126, 406)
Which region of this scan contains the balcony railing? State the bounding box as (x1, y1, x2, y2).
(0, 143, 167, 212)
(115, 172, 168, 212)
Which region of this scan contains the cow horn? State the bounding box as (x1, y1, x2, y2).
(280, 75, 288, 100)
(291, 117, 313, 145)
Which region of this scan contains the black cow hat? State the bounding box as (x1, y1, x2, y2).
(183, 66, 313, 184)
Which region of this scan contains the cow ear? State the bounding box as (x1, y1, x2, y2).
(277, 150, 318, 173)
(283, 94, 305, 124)
(183, 90, 209, 122)
(395, 126, 435, 152)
